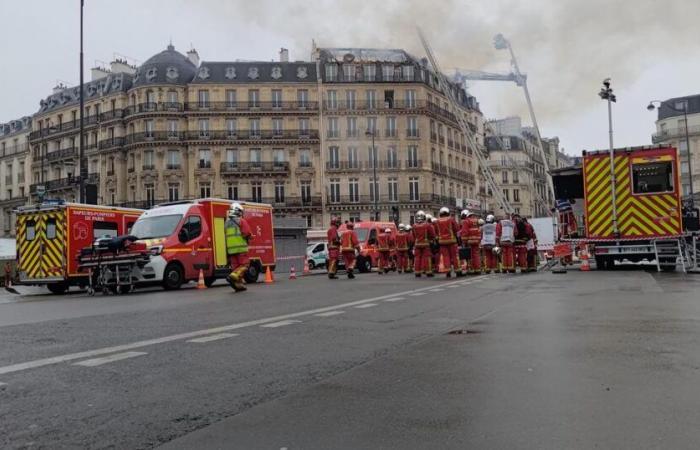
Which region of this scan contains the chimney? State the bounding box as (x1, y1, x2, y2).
(52, 82, 68, 94)
(91, 66, 110, 81)
(187, 48, 200, 67)
(279, 48, 289, 62)
(110, 59, 136, 75)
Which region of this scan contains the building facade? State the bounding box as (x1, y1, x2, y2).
(0, 117, 32, 236)
(652, 94, 700, 203)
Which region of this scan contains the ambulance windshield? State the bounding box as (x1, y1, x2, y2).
(130, 214, 183, 239)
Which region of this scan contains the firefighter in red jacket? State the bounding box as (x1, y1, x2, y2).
(513, 213, 529, 273)
(426, 214, 439, 273)
(377, 227, 393, 274)
(461, 211, 483, 274)
(327, 216, 342, 279)
(412, 211, 436, 277)
(340, 222, 360, 279)
(480, 214, 498, 274)
(458, 209, 470, 272)
(436, 207, 462, 277)
(225, 202, 252, 292)
(524, 217, 538, 272)
(496, 215, 516, 273)
(405, 224, 415, 273)
(395, 224, 410, 273)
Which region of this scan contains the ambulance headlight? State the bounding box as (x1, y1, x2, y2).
(150, 245, 163, 256)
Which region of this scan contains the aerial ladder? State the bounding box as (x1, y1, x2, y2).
(452, 33, 556, 206)
(417, 28, 514, 215)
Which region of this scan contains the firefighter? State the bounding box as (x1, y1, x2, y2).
(225, 202, 252, 292)
(412, 211, 436, 277)
(555, 198, 578, 239)
(426, 214, 439, 274)
(327, 216, 342, 279)
(462, 211, 482, 274)
(481, 214, 498, 274)
(496, 215, 516, 273)
(405, 224, 415, 273)
(436, 207, 462, 277)
(377, 227, 393, 274)
(524, 217, 538, 272)
(513, 213, 529, 273)
(340, 221, 360, 279)
(395, 224, 410, 273)
(458, 209, 471, 273)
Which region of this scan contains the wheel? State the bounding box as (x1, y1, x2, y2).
(357, 256, 372, 273)
(47, 282, 68, 295)
(162, 263, 184, 290)
(659, 257, 676, 272)
(594, 256, 606, 270)
(308, 260, 316, 270)
(244, 263, 260, 284)
(204, 277, 216, 288)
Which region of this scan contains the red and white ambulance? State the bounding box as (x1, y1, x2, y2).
(130, 199, 275, 289)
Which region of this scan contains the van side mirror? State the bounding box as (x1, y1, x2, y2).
(178, 228, 189, 243)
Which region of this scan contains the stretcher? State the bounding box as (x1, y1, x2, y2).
(77, 236, 151, 295)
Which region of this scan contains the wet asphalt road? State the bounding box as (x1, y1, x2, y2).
(2, 267, 700, 449)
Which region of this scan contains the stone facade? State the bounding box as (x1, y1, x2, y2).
(0, 117, 32, 236)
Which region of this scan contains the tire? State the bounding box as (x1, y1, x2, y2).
(357, 256, 372, 273)
(308, 260, 316, 270)
(162, 263, 184, 290)
(659, 258, 676, 272)
(204, 277, 216, 288)
(47, 282, 68, 295)
(244, 263, 260, 284)
(595, 256, 608, 270)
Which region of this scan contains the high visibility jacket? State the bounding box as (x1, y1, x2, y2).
(481, 223, 497, 247)
(395, 231, 409, 251)
(340, 230, 359, 251)
(377, 233, 391, 251)
(437, 217, 459, 245)
(461, 217, 481, 244)
(497, 219, 515, 244)
(327, 226, 340, 249)
(225, 218, 250, 255)
(412, 222, 435, 248)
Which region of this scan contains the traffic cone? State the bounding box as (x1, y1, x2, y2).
(580, 247, 591, 272)
(289, 265, 297, 280)
(438, 254, 447, 273)
(303, 259, 310, 275)
(264, 266, 274, 284)
(196, 269, 206, 289)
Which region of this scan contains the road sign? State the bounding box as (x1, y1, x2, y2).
(35, 185, 46, 196)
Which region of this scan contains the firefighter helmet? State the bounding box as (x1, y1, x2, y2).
(439, 206, 450, 217)
(384, 228, 391, 233)
(460, 209, 469, 219)
(492, 246, 502, 256)
(405, 224, 412, 231)
(425, 213, 434, 221)
(486, 214, 495, 223)
(478, 218, 485, 226)
(398, 223, 405, 231)
(229, 202, 243, 217)
(415, 210, 426, 223)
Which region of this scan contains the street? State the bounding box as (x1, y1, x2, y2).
(0, 268, 699, 449)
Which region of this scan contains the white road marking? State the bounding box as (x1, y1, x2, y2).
(447, 285, 461, 289)
(429, 288, 444, 292)
(261, 320, 301, 328)
(383, 297, 406, 302)
(354, 303, 377, 309)
(0, 381, 6, 386)
(187, 333, 238, 343)
(314, 311, 345, 317)
(0, 275, 490, 376)
(73, 352, 148, 367)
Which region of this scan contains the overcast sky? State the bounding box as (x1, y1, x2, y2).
(2, 0, 698, 155)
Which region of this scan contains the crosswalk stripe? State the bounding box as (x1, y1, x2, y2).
(314, 311, 345, 317)
(73, 352, 148, 367)
(260, 320, 302, 328)
(187, 333, 238, 343)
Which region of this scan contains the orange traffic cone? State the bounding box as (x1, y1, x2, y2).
(196, 269, 206, 289)
(303, 259, 310, 275)
(289, 265, 297, 280)
(264, 266, 274, 284)
(438, 254, 447, 273)
(580, 247, 591, 272)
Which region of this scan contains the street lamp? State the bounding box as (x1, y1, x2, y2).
(78, 0, 86, 203)
(365, 128, 378, 221)
(647, 99, 694, 208)
(598, 78, 619, 236)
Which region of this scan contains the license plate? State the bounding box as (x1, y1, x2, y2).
(617, 246, 650, 253)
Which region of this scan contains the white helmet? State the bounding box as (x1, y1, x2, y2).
(478, 218, 485, 226)
(460, 209, 470, 219)
(431, 217, 438, 224)
(425, 213, 434, 221)
(384, 228, 392, 233)
(439, 206, 450, 216)
(398, 223, 406, 231)
(486, 214, 495, 223)
(405, 224, 412, 231)
(415, 211, 426, 223)
(230, 202, 243, 217)
(492, 246, 502, 256)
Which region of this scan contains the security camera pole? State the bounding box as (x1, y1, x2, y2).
(599, 78, 618, 236)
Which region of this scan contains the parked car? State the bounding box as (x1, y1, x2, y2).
(306, 242, 327, 270)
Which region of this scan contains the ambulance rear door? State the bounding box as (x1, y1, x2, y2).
(17, 208, 67, 282)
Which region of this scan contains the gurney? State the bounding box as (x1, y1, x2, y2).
(77, 235, 151, 295)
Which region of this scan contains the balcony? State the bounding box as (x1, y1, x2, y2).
(652, 125, 700, 143)
(165, 164, 182, 171)
(406, 129, 420, 139)
(220, 161, 290, 175)
(30, 173, 99, 194)
(431, 162, 448, 174)
(29, 115, 101, 141)
(326, 161, 362, 171)
(98, 137, 125, 150)
(405, 159, 422, 169)
(185, 129, 319, 142)
(45, 147, 77, 162)
(258, 196, 322, 209)
(123, 102, 183, 116)
(124, 131, 186, 145)
(1, 143, 29, 157)
(185, 101, 319, 113)
(142, 164, 155, 171)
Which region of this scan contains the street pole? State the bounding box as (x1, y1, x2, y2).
(683, 106, 695, 206)
(372, 131, 378, 221)
(78, 0, 85, 203)
(599, 79, 618, 236)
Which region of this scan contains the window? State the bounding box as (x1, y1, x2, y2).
(502, 137, 511, 150)
(347, 117, 358, 137)
(26, 220, 36, 241)
(387, 146, 398, 168)
(409, 177, 420, 201)
(297, 89, 308, 107)
(145, 183, 155, 206)
(366, 90, 377, 109)
(199, 182, 211, 198)
(108, 157, 115, 174)
(407, 145, 419, 168)
(227, 183, 239, 200)
(198, 119, 210, 137)
(198, 149, 211, 168)
(407, 116, 418, 137)
(251, 181, 262, 202)
(298, 118, 310, 136)
(402, 65, 414, 81)
(513, 171, 519, 183)
(632, 162, 674, 194)
(503, 188, 510, 201)
(388, 177, 398, 201)
(367, 117, 377, 134)
(248, 89, 259, 108)
(145, 119, 154, 137)
(513, 189, 520, 202)
(226, 148, 239, 164)
(182, 216, 202, 240)
(368, 145, 378, 168)
(386, 117, 397, 137)
(198, 90, 209, 108)
(382, 64, 394, 81)
(167, 120, 178, 137)
(348, 212, 360, 223)
(299, 149, 311, 167)
(109, 189, 116, 205)
(326, 90, 338, 110)
(364, 65, 376, 82)
(502, 171, 508, 183)
(325, 64, 338, 81)
(327, 117, 339, 138)
(343, 64, 355, 82)
(167, 90, 178, 105)
(329, 178, 340, 203)
(272, 149, 285, 165)
(328, 146, 340, 169)
(349, 178, 359, 203)
(348, 146, 359, 168)
(274, 181, 285, 203)
(249, 118, 261, 137)
(370, 178, 379, 202)
(301, 181, 311, 203)
(271, 89, 282, 108)
(167, 150, 180, 169)
(346, 90, 356, 109)
(249, 148, 262, 164)
(168, 183, 180, 201)
(405, 89, 416, 108)
(272, 118, 283, 136)
(45, 218, 57, 239)
(226, 118, 237, 137)
(93, 221, 119, 239)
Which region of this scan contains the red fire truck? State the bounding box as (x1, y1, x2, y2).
(129, 199, 275, 289)
(337, 221, 397, 273)
(15, 202, 144, 294)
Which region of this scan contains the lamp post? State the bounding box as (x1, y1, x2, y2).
(365, 128, 378, 221)
(598, 78, 618, 236)
(647, 99, 694, 208)
(78, 0, 85, 203)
